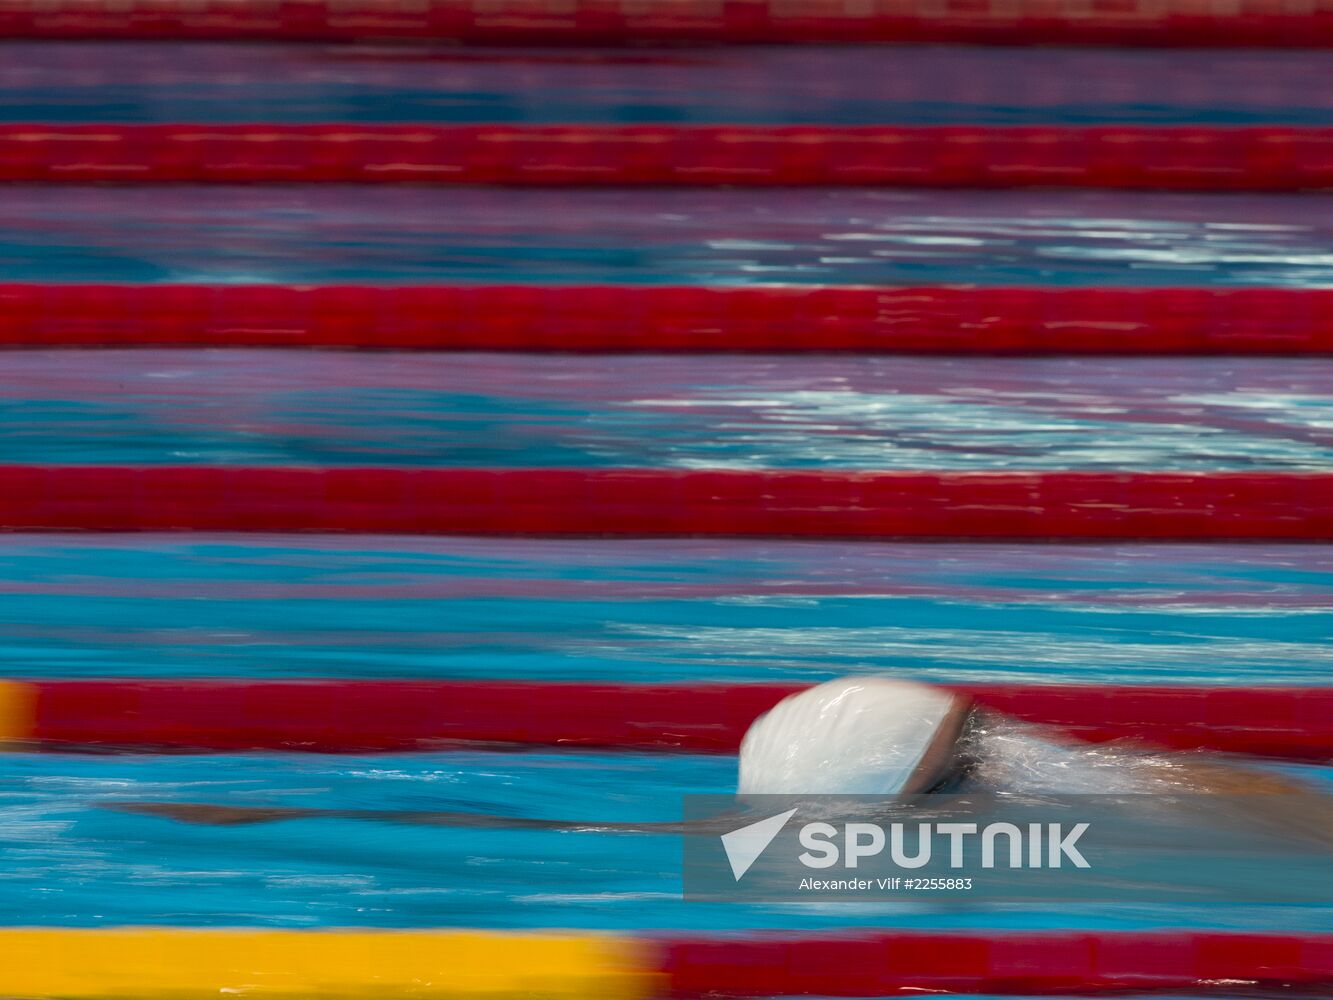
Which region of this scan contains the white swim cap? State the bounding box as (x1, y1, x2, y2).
(738, 677, 970, 796)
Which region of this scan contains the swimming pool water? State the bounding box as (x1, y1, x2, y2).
(1, 536, 1329, 683)
(3, 187, 1332, 287)
(4, 44, 1333, 125)
(2, 352, 1330, 470)
(2, 747, 1329, 933)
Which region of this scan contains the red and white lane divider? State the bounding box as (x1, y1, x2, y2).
(3, 283, 1330, 354)
(1, 125, 1331, 189)
(1, 0, 1331, 46)
(0, 467, 1329, 540)
(3, 679, 1329, 759)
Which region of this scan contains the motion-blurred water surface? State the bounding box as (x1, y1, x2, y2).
(2, 187, 1331, 286)
(5, 44, 1333, 124)
(1, 352, 1330, 469)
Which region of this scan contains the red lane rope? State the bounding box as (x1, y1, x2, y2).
(2, 466, 1330, 539)
(1, 125, 1330, 189)
(660, 930, 1333, 997)
(1, 0, 1332, 46)
(0, 467, 1329, 539)
(4, 284, 1331, 354)
(24, 679, 1333, 758)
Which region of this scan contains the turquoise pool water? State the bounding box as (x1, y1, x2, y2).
(2, 538, 1329, 684)
(2, 746, 1330, 933)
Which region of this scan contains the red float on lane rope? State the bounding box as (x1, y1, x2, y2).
(1, 0, 1332, 46)
(1, 125, 1331, 189)
(0, 466, 1329, 539)
(660, 930, 1333, 997)
(17, 679, 1333, 759)
(3, 283, 1331, 353)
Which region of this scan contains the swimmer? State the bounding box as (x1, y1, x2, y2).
(738, 677, 1329, 799)
(108, 677, 1333, 843)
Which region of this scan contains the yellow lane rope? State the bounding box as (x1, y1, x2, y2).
(0, 927, 660, 999)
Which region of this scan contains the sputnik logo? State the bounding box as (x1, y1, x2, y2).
(719, 808, 798, 881)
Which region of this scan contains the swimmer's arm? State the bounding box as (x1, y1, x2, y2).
(1140, 757, 1304, 794)
(1136, 757, 1333, 849)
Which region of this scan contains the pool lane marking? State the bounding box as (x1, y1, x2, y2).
(0, 928, 658, 999)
